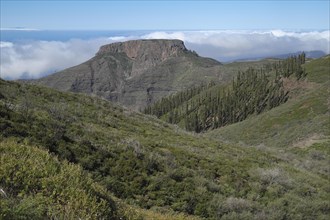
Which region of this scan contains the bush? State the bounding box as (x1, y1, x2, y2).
(257, 167, 291, 187)
(0, 140, 116, 219)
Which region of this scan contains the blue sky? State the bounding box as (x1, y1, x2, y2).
(1, 0, 329, 30)
(1, 1, 329, 80)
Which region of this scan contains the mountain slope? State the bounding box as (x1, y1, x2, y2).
(0, 140, 117, 219)
(206, 55, 330, 148)
(144, 54, 309, 132)
(205, 56, 330, 196)
(1, 74, 329, 219)
(33, 39, 224, 110)
(0, 140, 198, 220)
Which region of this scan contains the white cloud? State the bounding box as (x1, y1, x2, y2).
(1, 30, 329, 79)
(0, 41, 14, 48)
(0, 38, 114, 79)
(138, 30, 330, 61)
(142, 31, 186, 41)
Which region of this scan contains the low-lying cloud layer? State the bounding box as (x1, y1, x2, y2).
(1, 30, 329, 80)
(0, 38, 113, 79)
(141, 30, 329, 61)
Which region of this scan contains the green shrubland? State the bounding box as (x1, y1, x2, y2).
(0, 55, 329, 219)
(144, 54, 307, 132)
(0, 139, 117, 219)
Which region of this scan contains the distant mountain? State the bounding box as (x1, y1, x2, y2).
(33, 39, 224, 110)
(234, 50, 326, 62)
(269, 50, 326, 59)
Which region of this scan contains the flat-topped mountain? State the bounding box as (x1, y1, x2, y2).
(97, 39, 187, 58)
(34, 39, 224, 110)
(96, 39, 189, 78)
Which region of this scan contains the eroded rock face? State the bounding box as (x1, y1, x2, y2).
(97, 40, 188, 78)
(34, 39, 223, 110)
(97, 39, 187, 58)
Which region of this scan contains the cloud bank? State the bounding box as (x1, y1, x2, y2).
(0, 38, 114, 79)
(141, 30, 329, 61)
(1, 30, 329, 80)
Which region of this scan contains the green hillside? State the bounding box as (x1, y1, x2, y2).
(1, 56, 329, 219)
(144, 54, 307, 132)
(0, 140, 117, 219)
(205, 56, 330, 218)
(207, 55, 330, 148)
(0, 140, 198, 220)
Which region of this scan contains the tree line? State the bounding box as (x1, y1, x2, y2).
(144, 53, 307, 132)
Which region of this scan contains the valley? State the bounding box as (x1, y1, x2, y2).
(0, 40, 329, 219)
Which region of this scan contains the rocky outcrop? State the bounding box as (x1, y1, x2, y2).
(97, 39, 187, 58)
(96, 40, 188, 78)
(34, 39, 224, 110)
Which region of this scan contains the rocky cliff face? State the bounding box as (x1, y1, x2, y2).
(96, 40, 188, 78)
(35, 39, 224, 110)
(97, 39, 187, 58)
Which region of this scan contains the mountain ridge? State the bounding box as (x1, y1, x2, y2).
(32, 39, 224, 110)
(232, 50, 327, 62)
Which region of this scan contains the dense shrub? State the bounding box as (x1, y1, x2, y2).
(0, 140, 116, 219)
(0, 72, 329, 219)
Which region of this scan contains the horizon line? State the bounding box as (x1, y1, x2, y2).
(1, 28, 330, 31)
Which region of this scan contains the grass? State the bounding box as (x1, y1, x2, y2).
(1, 56, 329, 219)
(0, 139, 117, 219)
(205, 56, 330, 219)
(206, 56, 330, 148)
(207, 82, 329, 148)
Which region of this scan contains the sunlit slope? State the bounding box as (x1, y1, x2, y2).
(0, 139, 117, 219)
(207, 56, 330, 148)
(1, 73, 329, 219)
